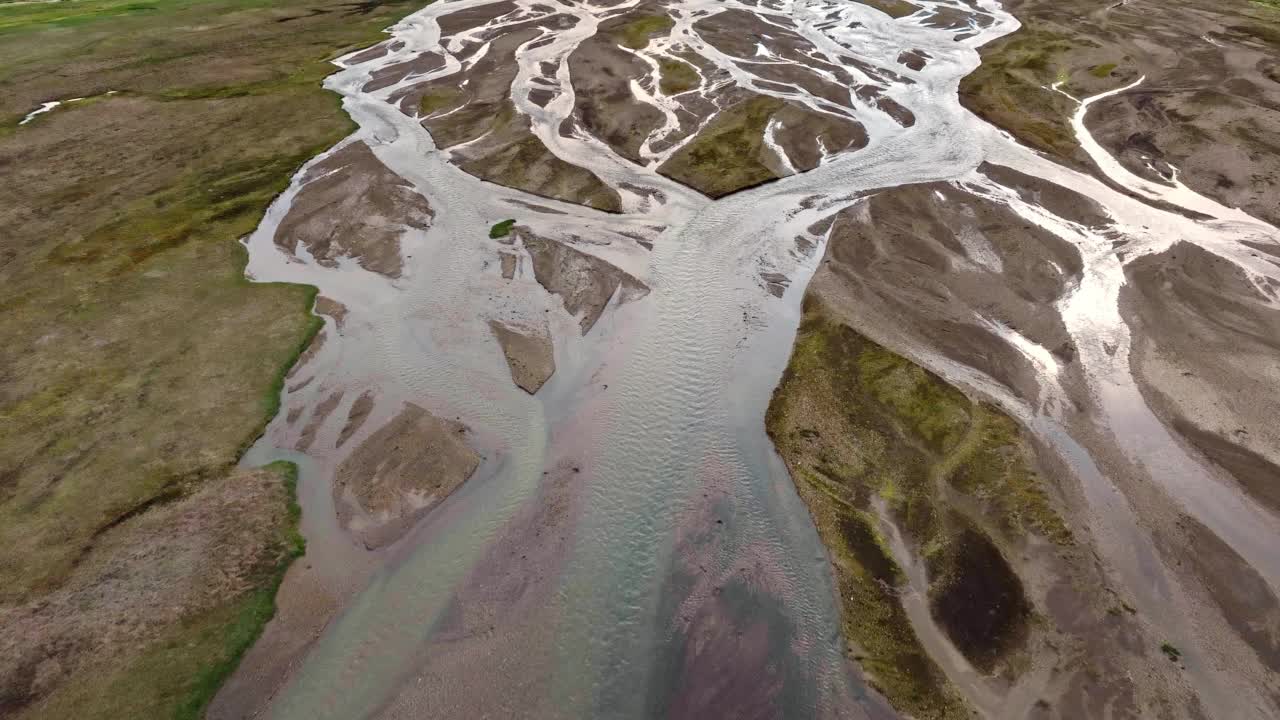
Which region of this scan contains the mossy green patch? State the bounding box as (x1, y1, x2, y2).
(658, 58, 699, 95)
(1089, 62, 1118, 78)
(958, 29, 1082, 161)
(608, 13, 674, 50)
(657, 95, 783, 198)
(489, 218, 516, 238)
(418, 87, 461, 116)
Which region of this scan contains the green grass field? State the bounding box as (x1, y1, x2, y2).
(0, 0, 424, 714)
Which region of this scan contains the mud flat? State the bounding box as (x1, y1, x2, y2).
(1121, 242, 1280, 514)
(520, 230, 650, 333)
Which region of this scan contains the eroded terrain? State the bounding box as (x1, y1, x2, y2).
(201, 0, 1280, 717)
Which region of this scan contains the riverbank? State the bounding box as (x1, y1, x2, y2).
(0, 0, 427, 714)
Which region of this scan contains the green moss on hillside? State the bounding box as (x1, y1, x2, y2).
(767, 298, 1071, 717)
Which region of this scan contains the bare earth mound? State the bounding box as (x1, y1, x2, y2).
(334, 403, 481, 549)
(276, 141, 433, 277)
(520, 230, 650, 334)
(489, 320, 556, 394)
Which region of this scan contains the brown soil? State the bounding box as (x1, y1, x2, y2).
(500, 251, 518, 279)
(346, 41, 393, 66)
(775, 177, 1231, 717)
(1167, 516, 1280, 674)
(435, 0, 517, 37)
(977, 162, 1111, 230)
(897, 50, 928, 71)
(739, 61, 853, 108)
(454, 112, 623, 213)
(772, 102, 867, 171)
(363, 52, 444, 93)
(295, 389, 343, 453)
(489, 320, 556, 394)
(414, 26, 543, 146)
(333, 403, 481, 549)
(276, 141, 433, 277)
(314, 296, 349, 329)
(815, 182, 1080, 405)
(520, 229, 649, 333)
(853, 0, 917, 20)
(856, 87, 916, 127)
(694, 9, 807, 64)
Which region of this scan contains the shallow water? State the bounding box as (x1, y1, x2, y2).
(232, 0, 1280, 717)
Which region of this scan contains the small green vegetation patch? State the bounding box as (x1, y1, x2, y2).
(658, 58, 699, 95)
(1161, 642, 1182, 662)
(418, 88, 460, 116)
(1089, 62, 1118, 78)
(609, 13, 674, 50)
(489, 218, 516, 238)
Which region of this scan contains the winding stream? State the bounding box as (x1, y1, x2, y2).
(226, 0, 1280, 717)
